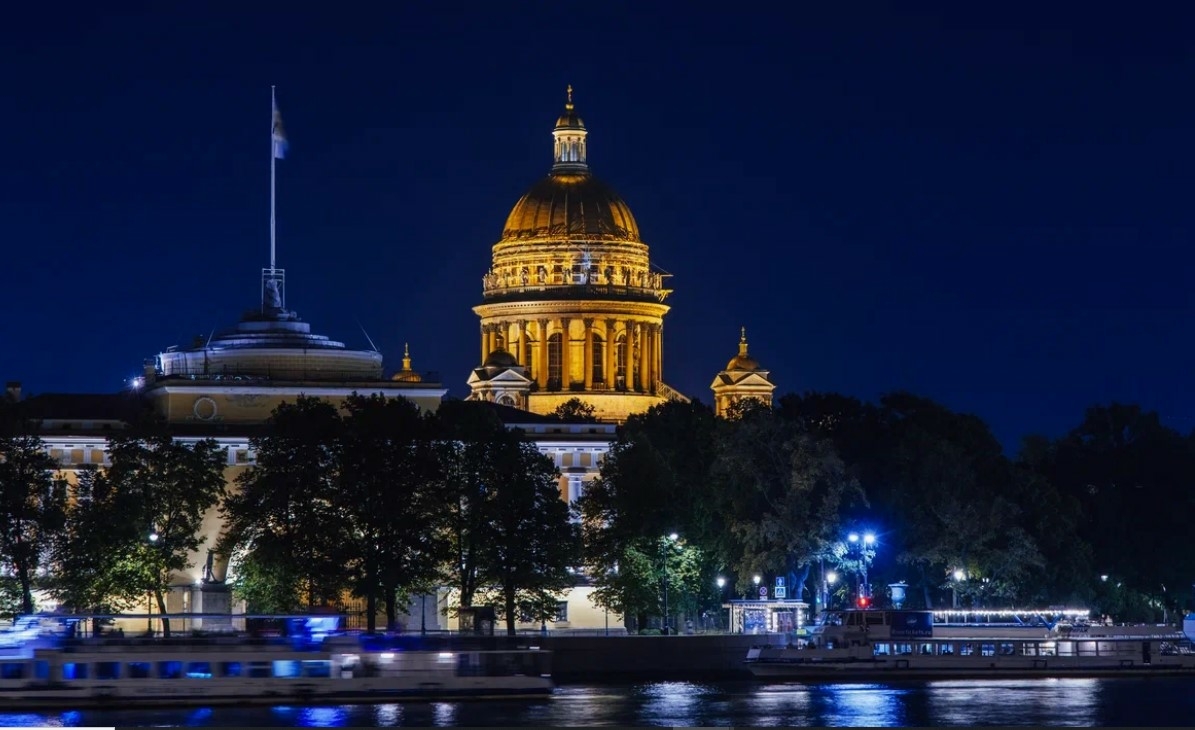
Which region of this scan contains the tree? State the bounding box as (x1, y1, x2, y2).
(220, 397, 348, 613)
(47, 466, 145, 632)
(337, 394, 447, 632)
(577, 400, 720, 630)
(102, 418, 226, 636)
(552, 398, 597, 422)
(433, 401, 508, 612)
(480, 431, 576, 635)
(0, 404, 67, 615)
(713, 406, 862, 601)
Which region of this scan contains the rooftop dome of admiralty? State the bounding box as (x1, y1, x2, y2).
(155, 275, 384, 382)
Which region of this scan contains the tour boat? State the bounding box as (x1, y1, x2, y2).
(0, 631, 553, 708)
(745, 608, 1195, 681)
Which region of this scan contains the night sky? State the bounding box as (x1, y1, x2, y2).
(3, 3, 1193, 451)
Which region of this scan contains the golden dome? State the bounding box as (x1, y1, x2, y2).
(483, 348, 519, 368)
(502, 173, 640, 242)
(500, 86, 641, 243)
(726, 327, 761, 371)
(391, 343, 424, 383)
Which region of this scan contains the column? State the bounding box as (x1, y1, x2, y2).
(517, 319, 528, 365)
(480, 324, 488, 363)
(583, 318, 594, 390)
(605, 318, 617, 389)
(654, 324, 663, 386)
(639, 322, 650, 392)
(536, 319, 549, 389)
(626, 321, 636, 392)
(560, 317, 572, 390)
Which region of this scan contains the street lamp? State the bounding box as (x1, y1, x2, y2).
(952, 569, 965, 609)
(826, 571, 838, 609)
(661, 533, 679, 635)
(716, 577, 727, 631)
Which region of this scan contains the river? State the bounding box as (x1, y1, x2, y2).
(1, 677, 1191, 726)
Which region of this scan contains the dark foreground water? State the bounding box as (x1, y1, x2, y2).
(2, 678, 1194, 727)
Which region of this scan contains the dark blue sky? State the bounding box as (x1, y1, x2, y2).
(2, 2, 1193, 450)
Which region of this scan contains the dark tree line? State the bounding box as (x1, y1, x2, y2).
(579, 393, 1195, 627)
(0, 395, 576, 635)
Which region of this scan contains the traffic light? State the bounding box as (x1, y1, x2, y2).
(856, 595, 871, 609)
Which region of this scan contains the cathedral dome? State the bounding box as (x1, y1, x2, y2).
(725, 353, 760, 371)
(483, 348, 519, 368)
(502, 173, 640, 242)
(725, 328, 761, 371)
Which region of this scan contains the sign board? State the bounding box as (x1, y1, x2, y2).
(758, 586, 768, 598)
(774, 586, 787, 599)
(775, 577, 785, 587)
(889, 610, 934, 638)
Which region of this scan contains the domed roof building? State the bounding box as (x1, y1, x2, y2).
(146, 270, 445, 425)
(711, 328, 776, 417)
(469, 88, 686, 421)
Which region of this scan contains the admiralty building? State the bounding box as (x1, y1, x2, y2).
(7, 89, 776, 632)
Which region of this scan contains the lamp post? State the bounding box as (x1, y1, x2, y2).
(826, 571, 838, 609)
(716, 577, 727, 631)
(952, 569, 965, 609)
(662, 533, 678, 635)
(147, 531, 159, 633)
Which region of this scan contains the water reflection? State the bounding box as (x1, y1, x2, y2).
(373, 703, 401, 725)
(0, 678, 1188, 727)
(925, 678, 1098, 727)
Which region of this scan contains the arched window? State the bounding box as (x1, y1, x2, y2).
(592, 334, 605, 385)
(497, 394, 516, 407)
(548, 333, 562, 390)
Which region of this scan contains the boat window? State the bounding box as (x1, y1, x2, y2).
(1021, 643, 1038, 656)
(158, 661, 183, 679)
(981, 644, 995, 657)
(128, 662, 151, 679)
(940, 643, 954, 655)
(186, 662, 212, 679)
(919, 643, 933, 655)
(63, 662, 88, 680)
(873, 643, 890, 656)
(848, 613, 861, 627)
(34, 661, 48, 680)
(0, 662, 26, 679)
(865, 613, 885, 626)
(273, 660, 301, 678)
(96, 661, 120, 680)
(302, 660, 331, 678)
(895, 643, 913, 655)
(220, 661, 242, 677)
(999, 643, 1015, 656)
(960, 643, 975, 656)
(248, 662, 271, 678)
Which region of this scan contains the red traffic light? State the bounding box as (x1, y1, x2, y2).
(856, 596, 871, 609)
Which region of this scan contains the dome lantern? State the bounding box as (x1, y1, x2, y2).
(552, 85, 588, 173)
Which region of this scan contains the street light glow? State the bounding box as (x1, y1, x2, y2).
(668, 532, 678, 541)
(848, 532, 859, 543)
(752, 575, 761, 585)
(953, 569, 965, 581)
(827, 571, 838, 584)
(716, 576, 726, 588)
(863, 533, 876, 545)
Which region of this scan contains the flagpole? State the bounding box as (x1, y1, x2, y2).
(270, 85, 277, 270)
